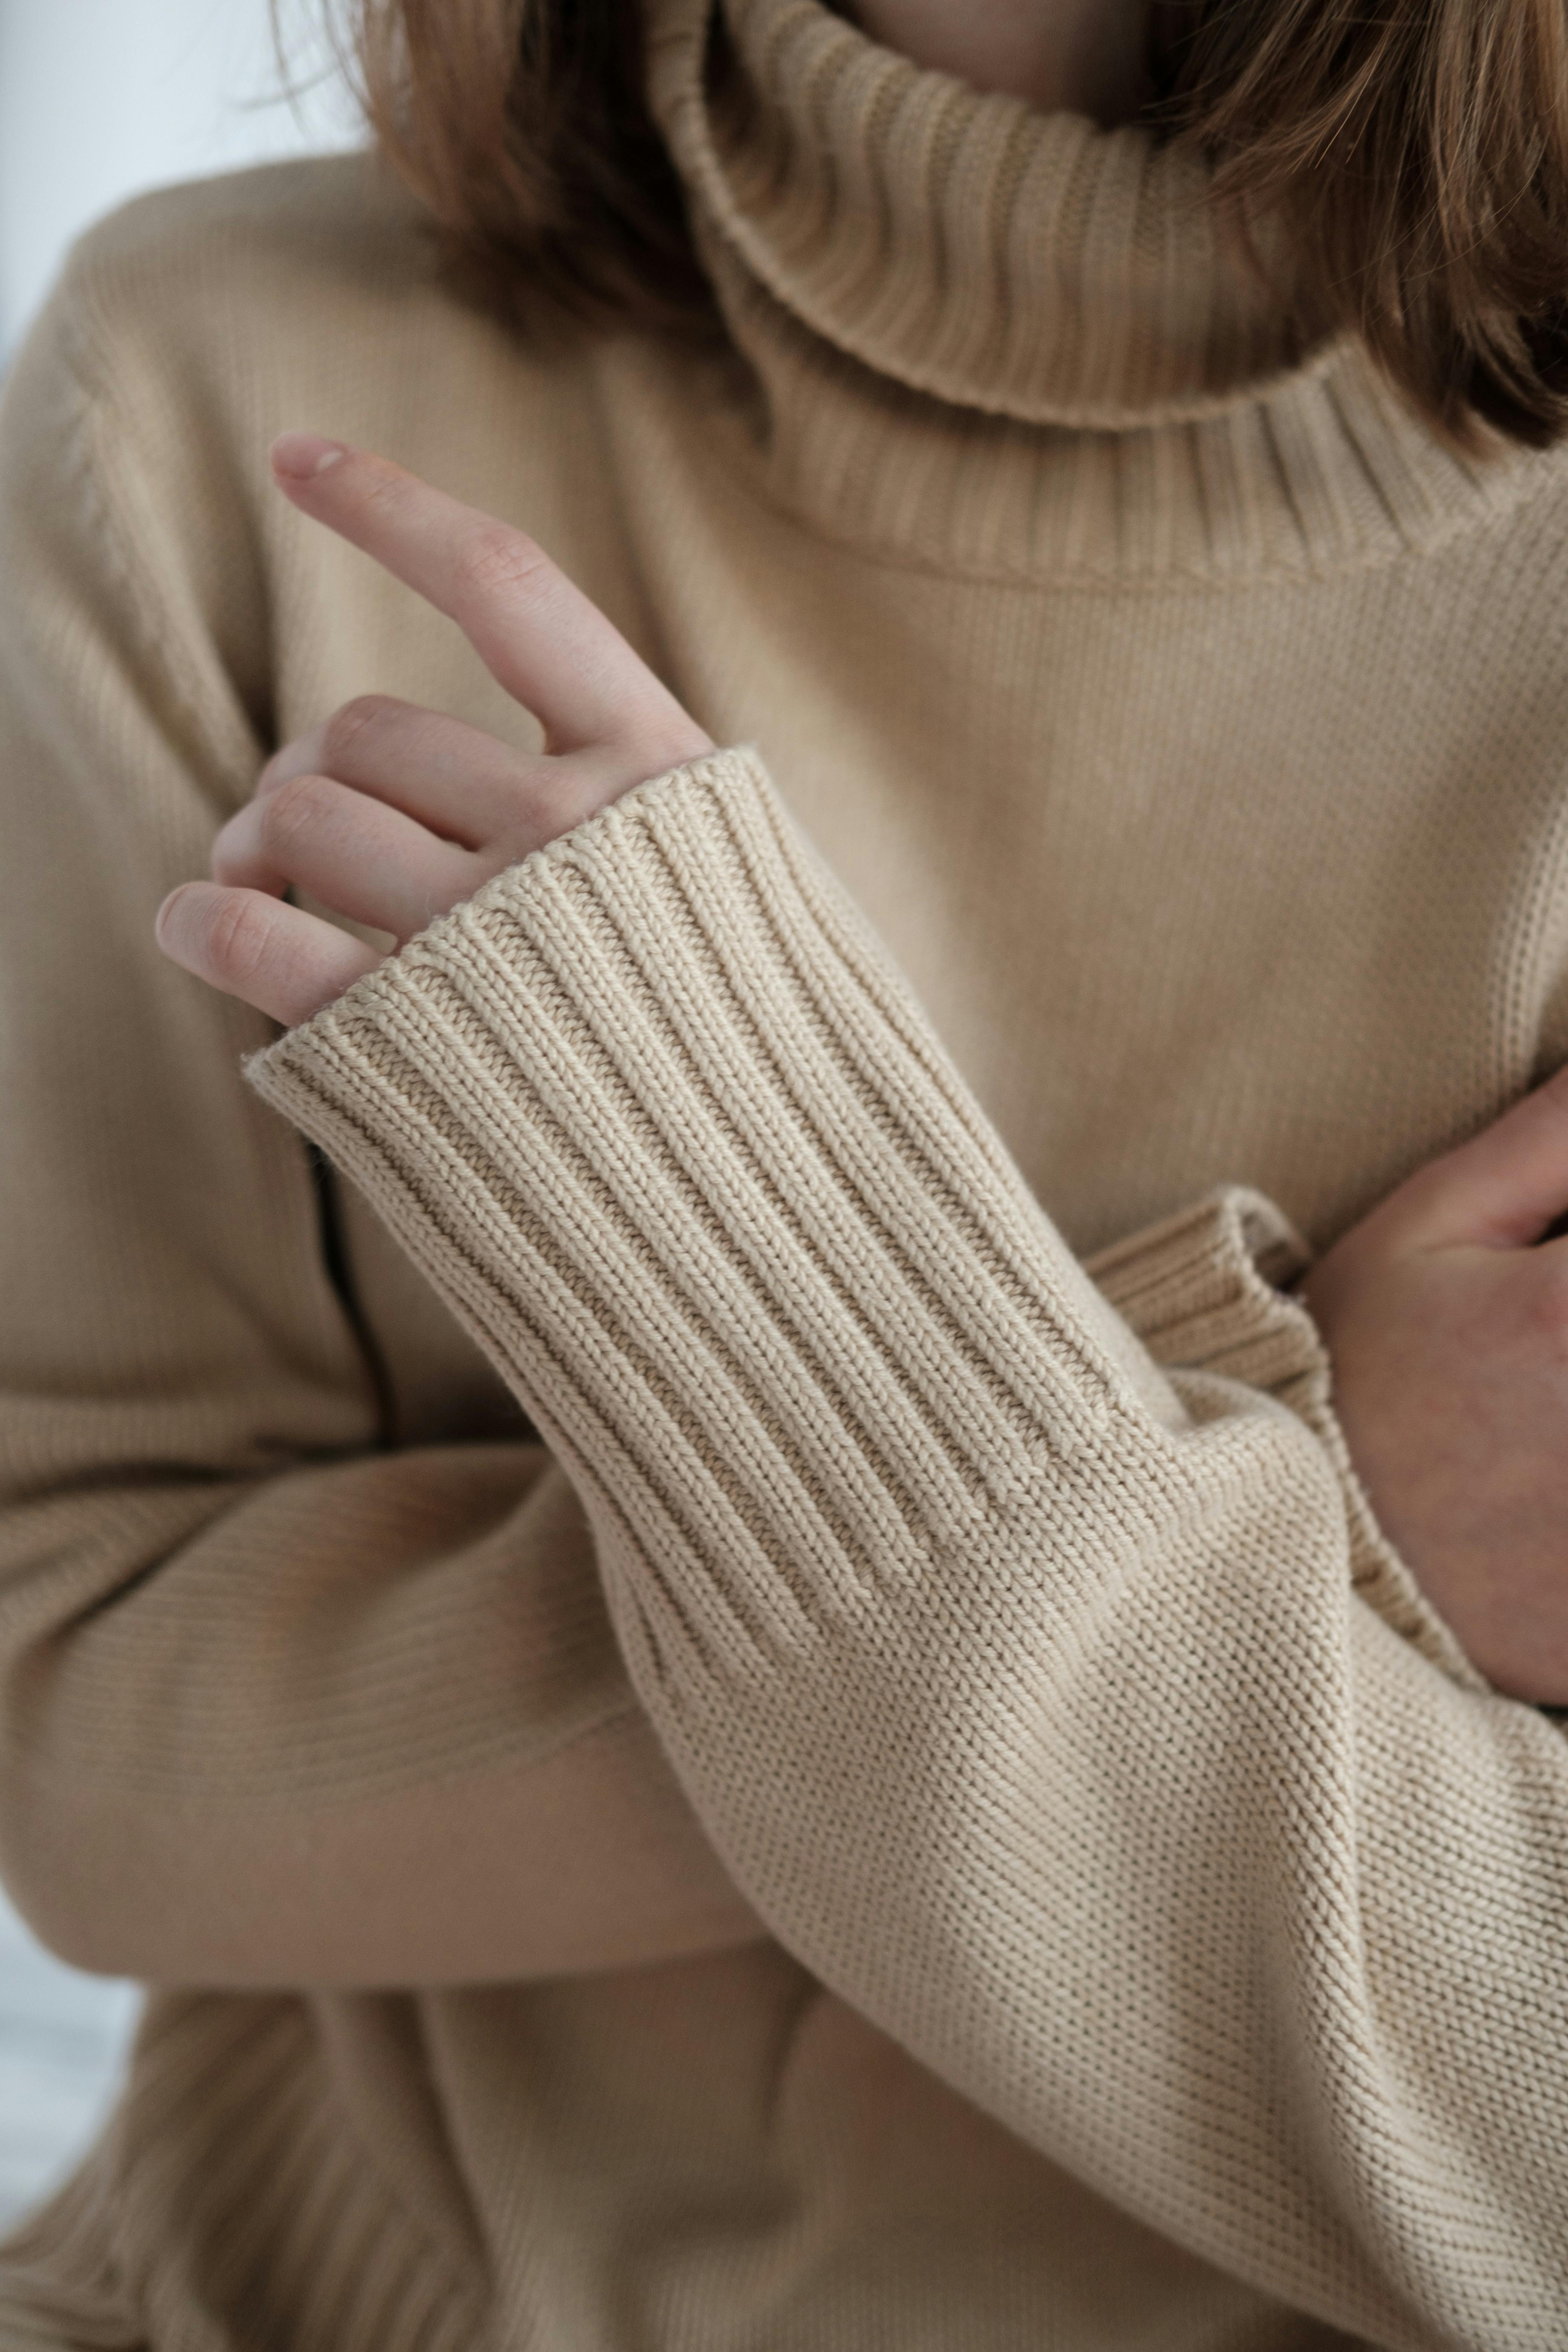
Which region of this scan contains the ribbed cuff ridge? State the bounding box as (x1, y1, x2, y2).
(1087, 1187, 1485, 1689)
(243, 748, 1150, 1681)
(242, 745, 1478, 1702)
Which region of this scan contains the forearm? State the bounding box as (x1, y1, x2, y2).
(245, 745, 1568, 2348)
(26, 1706, 764, 1990)
(5, 1442, 761, 1988)
(0, 273, 763, 1995)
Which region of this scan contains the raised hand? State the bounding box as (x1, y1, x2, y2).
(1301, 1069, 1568, 1706)
(154, 433, 713, 1028)
(160, 446, 1568, 1715)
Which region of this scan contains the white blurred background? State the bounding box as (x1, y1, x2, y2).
(0, 0, 363, 355)
(0, 0, 364, 2231)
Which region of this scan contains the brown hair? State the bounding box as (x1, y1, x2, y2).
(329, 0, 1568, 452)
(323, 0, 715, 335)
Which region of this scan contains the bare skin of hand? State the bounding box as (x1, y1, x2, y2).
(155, 432, 713, 1030)
(1301, 1070, 1568, 1706)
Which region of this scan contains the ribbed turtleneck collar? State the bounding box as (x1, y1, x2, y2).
(650, 0, 1326, 429)
(642, 0, 1540, 580)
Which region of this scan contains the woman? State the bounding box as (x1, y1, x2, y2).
(2, 0, 1566, 2342)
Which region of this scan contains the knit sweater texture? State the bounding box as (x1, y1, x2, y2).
(3, 0, 1568, 2343)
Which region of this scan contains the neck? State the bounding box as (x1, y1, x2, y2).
(842, 0, 1154, 124)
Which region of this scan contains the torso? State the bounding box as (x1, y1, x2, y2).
(10, 96, 1568, 2340)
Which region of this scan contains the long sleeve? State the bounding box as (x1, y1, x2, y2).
(246, 743, 1568, 2351)
(0, 247, 759, 1988)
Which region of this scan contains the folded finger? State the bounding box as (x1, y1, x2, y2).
(212, 772, 485, 943)
(156, 882, 386, 1030)
(258, 695, 551, 848)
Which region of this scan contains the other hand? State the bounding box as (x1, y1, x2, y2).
(155, 433, 713, 1028)
(1301, 1068, 1568, 1706)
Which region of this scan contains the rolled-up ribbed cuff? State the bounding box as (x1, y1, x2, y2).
(1088, 1187, 1486, 1690)
(242, 746, 1152, 1690)
(1086, 1187, 1315, 1404)
(241, 739, 1479, 1700)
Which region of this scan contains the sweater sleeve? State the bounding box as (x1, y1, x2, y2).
(0, 234, 758, 1988)
(245, 744, 1568, 2352)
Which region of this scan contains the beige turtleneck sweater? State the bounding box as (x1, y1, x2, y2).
(4, 0, 1568, 2344)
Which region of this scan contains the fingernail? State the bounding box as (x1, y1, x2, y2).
(271, 432, 348, 481)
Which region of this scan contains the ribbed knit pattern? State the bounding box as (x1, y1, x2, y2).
(6, 0, 1568, 2340)
(5, 1998, 484, 2352)
(236, 746, 1568, 2347)
(642, 0, 1552, 580)
(662, 0, 1319, 421)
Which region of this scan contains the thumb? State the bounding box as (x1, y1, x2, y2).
(1388, 1063, 1568, 1250)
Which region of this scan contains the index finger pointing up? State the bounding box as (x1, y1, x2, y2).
(271, 434, 707, 760)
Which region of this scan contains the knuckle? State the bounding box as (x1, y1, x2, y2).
(452, 522, 548, 605)
(257, 771, 330, 851)
(320, 694, 395, 770)
(206, 891, 276, 983)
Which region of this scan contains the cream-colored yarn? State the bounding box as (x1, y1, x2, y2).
(4, 0, 1568, 2338)
(242, 744, 1568, 2343)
